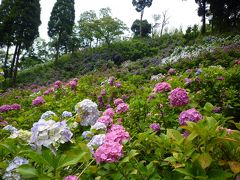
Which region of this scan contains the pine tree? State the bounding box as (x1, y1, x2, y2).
(48, 0, 75, 60)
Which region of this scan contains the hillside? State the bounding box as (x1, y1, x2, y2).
(0, 34, 240, 179)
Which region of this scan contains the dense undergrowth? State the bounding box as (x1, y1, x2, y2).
(0, 34, 240, 179)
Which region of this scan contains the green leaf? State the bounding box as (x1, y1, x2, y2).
(167, 129, 183, 142)
(203, 102, 214, 113)
(16, 164, 39, 178)
(174, 168, 194, 177)
(198, 153, 212, 169)
(121, 150, 138, 163)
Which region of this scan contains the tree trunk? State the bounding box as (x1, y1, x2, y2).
(3, 43, 10, 79)
(201, 0, 206, 34)
(13, 44, 21, 86)
(10, 45, 19, 79)
(140, 10, 144, 37)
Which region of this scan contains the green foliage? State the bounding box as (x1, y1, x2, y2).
(131, 19, 152, 37)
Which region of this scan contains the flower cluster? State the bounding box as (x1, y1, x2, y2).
(169, 88, 189, 107)
(97, 115, 113, 126)
(67, 79, 78, 89)
(64, 175, 78, 180)
(168, 68, 176, 75)
(62, 111, 73, 119)
(10, 129, 32, 142)
(0, 103, 21, 113)
(3, 156, 29, 180)
(75, 99, 100, 126)
(41, 111, 57, 120)
(53, 80, 62, 89)
(150, 123, 160, 132)
(116, 103, 129, 114)
(3, 125, 18, 134)
(105, 124, 130, 144)
(43, 88, 54, 95)
(29, 119, 73, 154)
(114, 98, 124, 106)
(154, 82, 171, 93)
(32, 96, 45, 106)
(108, 76, 115, 86)
(179, 108, 203, 125)
(103, 108, 114, 118)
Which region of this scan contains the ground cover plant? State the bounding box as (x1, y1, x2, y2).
(1, 45, 240, 179)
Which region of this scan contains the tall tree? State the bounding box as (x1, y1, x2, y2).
(195, 0, 208, 34)
(132, 0, 153, 37)
(0, 0, 41, 85)
(48, 0, 75, 60)
(131, 19, 151, 37)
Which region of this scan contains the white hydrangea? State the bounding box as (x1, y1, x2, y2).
(40, 111, 57, 120)
(10, 129, 32, 142)
(75, 99, 100, 126)
(29, 119, 73, 154)
(150, 73, 163, 81)
(3, 156, 29, 180)
(3, 125, 18, 134)
(90, 122, 107, 133)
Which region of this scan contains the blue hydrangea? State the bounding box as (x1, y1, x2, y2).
(40, 111, 56, 120)
(3, 156, 29, 180)
(82, 131, 94, 140)
(61, 111, 73, 119)
(3, 125, 18, 134)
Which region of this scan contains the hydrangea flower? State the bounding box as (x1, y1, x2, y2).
(90, 122, 107, 132)
(115, 82, 121, 88)
(87, 134, 106, 153)
(40, 111, 57, 120)
(179, 108, 202, 125)
(168, 68, 176, 75)
(122, 94, 127, 101)
(64, 175, 78, 180)
(150, 123, 160, 132)
(106, 124, 130, 143)
(116, 103, 129, 114)
(94, 141, 123, 163)
(10, 129, 32, 142)
(43, 88, 54, 95)
(114, 98, 124, 106)
(154, 82, 171, 93)
(217, 76, 224, 81)
(3, 156, 29, 180)
(97, 96, 104, 107)
(102, 108, 115, 118)
(75, 99, 100, 126)
(212, 107, 221, 113)
(184, 78, 192, 85)
(29, 119, 73, 154)
(100, 89, 106, 96)
(82, 131, 94, 140)
(62, 111, 73, 118)
(53, 80, 62, 89)
(147, 93, 155, 102)
(0, 104, 21, 113)
(97, 115, 113, 126)
(108, 76, 115, 86)
(169, 88, 189, 107)
(3, 125, 18, 134)
(182, 131, 190, 138)
(67, 80, 77, 89)
(195, 68, 202, 76)
(32, 96, 45, 106)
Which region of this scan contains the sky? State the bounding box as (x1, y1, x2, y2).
(39, 0, 201, 40)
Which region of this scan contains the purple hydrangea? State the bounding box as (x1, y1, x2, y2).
(102, 108, 115, 118)
(97, 115, 113, 126)
(150, 123, 160, 132)
(108, 76, 115, 86)
(116, 103, 129, 114)
(63, 175, 78, 180)
(212, 107, 221, 113)
(0, 104, 21, 113)
(154, 82, 171, 93)
(114, 98, 124, 106)
(168, 68, 176, 75)
(115, 82, 121, 88)
(169, 88, 189, 107)
(179, 108, 203, 125)
(32, 96, 45, 106)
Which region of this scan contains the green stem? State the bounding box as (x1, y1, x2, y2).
(78, 159, 94, 178)
(114, 163, 128, 180)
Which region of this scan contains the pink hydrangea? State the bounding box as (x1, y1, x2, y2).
(114, 98, 124, 106)
(150, 123, 160, 132)
(103, 108, 115, 118)
(106, 124, 130, 143)
(169, 88, 189, 107)
(32, 96, 45, 106)
(53, 80, 62, 89)
(94, 141, 123, 163)
(168, 68, 176, 75)
(63, 175, 78, 180)
(97, 115, 113, 126)
(154, 82, 171, 93)
(116, 103, 129, 114)
(43, 88, 54, 95)
(67, 80, 77, 89)
(179, 108, 202, 125)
